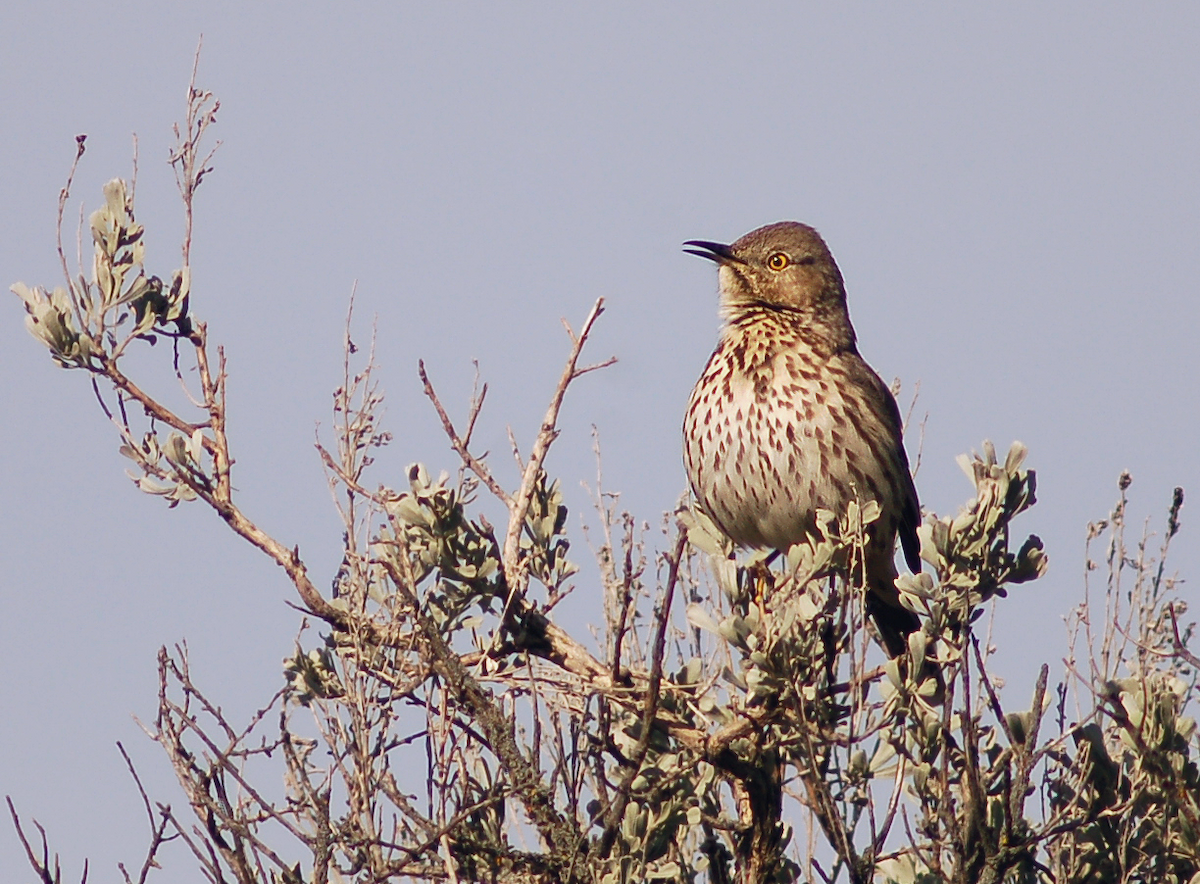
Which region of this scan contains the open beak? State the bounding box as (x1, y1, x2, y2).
(683, 240, 744, 265)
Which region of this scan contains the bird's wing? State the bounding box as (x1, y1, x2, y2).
(840, 354, 923, 574)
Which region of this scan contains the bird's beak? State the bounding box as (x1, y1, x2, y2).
(683, 240, 744, 265)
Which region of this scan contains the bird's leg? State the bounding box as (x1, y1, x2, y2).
(732, 556, 775, 613)
(751, 559, 776, 609)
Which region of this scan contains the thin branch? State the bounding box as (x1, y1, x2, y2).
(7, 795, 87, 884)
(419, 360, 512, 506)
(116, 743, 175, 884)
(594, 529, 687, 859)
(502, 298, 612, 581)
(1168, 605, 1200, 670)
(377, 553, 585, 879)
(56, 135, 89, 318)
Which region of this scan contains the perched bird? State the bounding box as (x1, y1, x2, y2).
(682, 221, 922, 656)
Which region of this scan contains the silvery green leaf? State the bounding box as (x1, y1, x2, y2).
(911, 762, 931, 793)
(647, 862, 680, 880)
(849, 749, 869, 777)
(855, 498, 882, 526)
(869, 739, 897, 774)
(876, 856, 918, 884)
(1005, 711, 1030, 744)
(89, 204, 110, 247)
(164, 433, 190, 467)
(171, 483, 197, 504)
(94, 254, 116, 301)
(795, 592, 819, 621)
(951, 509, 976, 536)
(1004, 440, 1028, 475)
(921, 519, 949, 562)
(389, 495, 428, 526)
(685, 604, 720, 635)
(10, 281, 37, 309)
(1013, 535, 1048, 581)
(171, 267, 190, 310)
(717, 615, 746, 646)
(810, 507, 836, 536)
(115, 271, 151, 306)
(407, 462, 430, 492)
(907, 630, 927, 672)
(883, 658, 902, 690)
(621, 801, 644, 840)
(741, 604, 761, 632)
(188, 429, 205, 464)
(678, 506, 730, 557)
(711, 556, 739, 600)
(134, 476, 175, 495)
(916, 675, 940, 699)
(771, 603, 797, 636)
(896, 572, 935, 600)
(721, 666, 746, 689)
(956, 453, 976, 485)
(784, 539, 814, 575)
(102, 178, 126, 217)
(76, 332, 100, 363)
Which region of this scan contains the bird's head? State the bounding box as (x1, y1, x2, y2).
(684, 221, 847, 316)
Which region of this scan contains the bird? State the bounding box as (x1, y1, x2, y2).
(682, 221, 922, 657)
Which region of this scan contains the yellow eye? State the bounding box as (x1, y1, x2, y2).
(767, 252, 789, 271)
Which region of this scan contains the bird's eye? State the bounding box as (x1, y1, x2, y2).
(767, 252, 789, 271)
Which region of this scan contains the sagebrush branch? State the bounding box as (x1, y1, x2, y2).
(419, 359, 512, 507)
(502, 297, 612, 583)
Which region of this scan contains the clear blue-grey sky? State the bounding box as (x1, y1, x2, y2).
(2, 3, 1197, 879)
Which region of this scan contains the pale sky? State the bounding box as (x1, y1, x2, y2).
(3, 3, 1198, 879)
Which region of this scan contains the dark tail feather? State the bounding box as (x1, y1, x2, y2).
(866, 590, 920, 658)
(867, 578, 944, 703)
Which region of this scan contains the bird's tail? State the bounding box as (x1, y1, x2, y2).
(865, 586, 921, 658)
(866, 558, 943, 700)
(865, 553, 921, 658)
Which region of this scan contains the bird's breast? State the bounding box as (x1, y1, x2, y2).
(683, 339, 892, 551)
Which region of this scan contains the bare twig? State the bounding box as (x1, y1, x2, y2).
(56, 135, 87, 315)
(7, 796, 87, 884)
(595, 529, 688, 859)
(502, 298, 612, 581)
(419, 360, 512, 506)
(116, 743, 174, 884)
